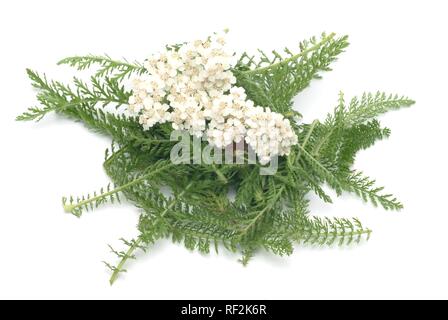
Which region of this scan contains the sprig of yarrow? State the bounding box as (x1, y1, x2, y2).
(242, 32, 337, 74)
(17, 69, 132, 122)
(58, 54, 145, 80)
(63, 160, 174, 217)
(17, 31, 413, 284)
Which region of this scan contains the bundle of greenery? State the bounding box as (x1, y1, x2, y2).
(17, 31, 414, 284)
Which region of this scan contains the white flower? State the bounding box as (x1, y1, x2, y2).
(230, 86, 246, 100)
(138, 102, 170, 130)
(127, 31, 298, 164)
(244, 106, 298, 163)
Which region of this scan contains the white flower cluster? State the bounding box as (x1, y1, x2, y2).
(245, 107, 298, 164)
(128, 32, 298, 163)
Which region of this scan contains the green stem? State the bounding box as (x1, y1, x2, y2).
(298, 145, 333, 176)
(103, 145, 129, 168)
(109, 183, 193, 285)
(109, 239, 142, 285)
(295, 119, 319, 163)
(87, 96, 128, 106)
(63, 162, 174, 214)
(160, 182, 193, 218)
(243, 33, 336, 75)
(311, 129, 333, 157)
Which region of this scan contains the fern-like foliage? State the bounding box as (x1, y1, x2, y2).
(17, 32, 413, 284)
(62, 183, 121, 217)
(346, 92, 414, 125)
(344, 171, 403, 210)
(58, 55, 145, 80)
(234, 33, 349, 113)
(295, 216, 372, 246)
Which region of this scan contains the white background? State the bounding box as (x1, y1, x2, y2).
(0, 0, 447, 300)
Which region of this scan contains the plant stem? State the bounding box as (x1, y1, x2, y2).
(109, 238, 142, 285)
(295, 119, 319, 163)
(311, 128, 333, 157)
(109, 183, 193, 285)
(103, 145, 129, 168)
(63, 162, 174, 214)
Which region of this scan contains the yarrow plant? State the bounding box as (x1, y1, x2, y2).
(18, 31, 414, 284)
